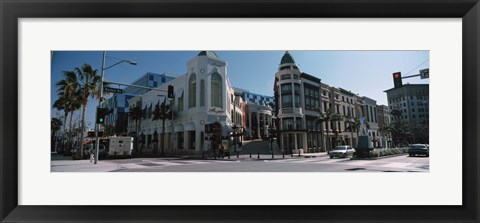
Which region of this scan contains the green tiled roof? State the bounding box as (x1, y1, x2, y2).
(280, 51, 295, 64)
(198, 51, 219, 59)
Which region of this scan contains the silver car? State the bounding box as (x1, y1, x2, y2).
(330, 145, 355, 158)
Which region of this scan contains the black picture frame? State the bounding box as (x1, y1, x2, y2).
(1, 0, 478, 222)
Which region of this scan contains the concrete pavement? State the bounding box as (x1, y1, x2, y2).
(50, 150, 314, 172)
(51, 159, 121, 172)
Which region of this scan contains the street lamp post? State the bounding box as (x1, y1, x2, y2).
(232, 125, 238, 157)
(94, 51, 137, 164)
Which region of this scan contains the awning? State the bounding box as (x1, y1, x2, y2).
(185, 122, 195, 131)
(174, 124, 184, 132)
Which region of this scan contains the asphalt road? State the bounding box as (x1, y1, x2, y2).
(106, 154, 429, 172)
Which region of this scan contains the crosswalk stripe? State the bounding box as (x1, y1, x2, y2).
(118, 160, 240, 169)
(381, 162, 412, 168)
(120, 163, 147, 169)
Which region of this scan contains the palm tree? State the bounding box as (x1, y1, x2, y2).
(52, 97, 68, 153)
(74, 64, 101, 158)
(383, 121, 410, 147)
(320, 107, 343, 151)
(129, 105, 143, 154)
(51, 117, 63, 152)
(152, 98, 171, 156)
(346, 118, 361, 147)
(51, 117, 63, 136)
(66, 89, 83, 149)
(55, 70, 81, 153)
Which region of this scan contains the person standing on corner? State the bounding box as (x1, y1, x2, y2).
(219, 144, 225, 159)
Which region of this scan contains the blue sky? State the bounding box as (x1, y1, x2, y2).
(51, 50, 429, 129)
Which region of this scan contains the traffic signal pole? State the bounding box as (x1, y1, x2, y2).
(94, 51, 107, 164)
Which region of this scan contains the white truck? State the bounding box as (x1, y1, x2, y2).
(100, 136, 134, 158)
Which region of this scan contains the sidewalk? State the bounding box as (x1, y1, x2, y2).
(51, 159, 121, 172)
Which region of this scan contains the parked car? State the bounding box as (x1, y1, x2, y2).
(408, 144, 429, 157)
(329, 145, 355, 159)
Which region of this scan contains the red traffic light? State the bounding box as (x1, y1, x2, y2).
(392, 72, 402, 88)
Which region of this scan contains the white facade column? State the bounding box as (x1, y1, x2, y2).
(302, 133, 308, 151)
(183, 131, 188, 154)
(195, 129, 201, 153)
(249, 112, 252, 138)
(256, 112, 260, 139)
(294, 133, 298, 151)
(280, 132, 284, 152)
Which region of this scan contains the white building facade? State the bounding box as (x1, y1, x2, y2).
(127, 51, 244, 155)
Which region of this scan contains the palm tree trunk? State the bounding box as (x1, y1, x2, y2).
(161, 118, 165, 156)
(325, 128, 329, 152)
(68, 111, 74, 151)
(135, 120, 139, 154)
(62, 112, 68, 153)
(79, 93, 88, 158)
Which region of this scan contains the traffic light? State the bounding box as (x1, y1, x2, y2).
(96, 107, 107, 124)
(393, 72, 403, 88)
(87, 131, 94, 137)
(168, 85, 174, 98)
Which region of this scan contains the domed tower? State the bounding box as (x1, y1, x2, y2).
(274, 51, 306, 154)
(184, 51, 231, 155)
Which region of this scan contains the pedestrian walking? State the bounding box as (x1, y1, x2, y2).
(212, 144, 217, 159)
(219, 144, 225, 159)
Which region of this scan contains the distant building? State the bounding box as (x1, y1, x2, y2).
(384, 84, 429, 124)
(104, 72, 176, 136)
(362, 96, 380, 146)
(377, 104, 391, 148)
(338, 88, 359, 147)
(233, 88, 274, 140)
(124, 72, 177, 95)
(384, 84, 429, 144)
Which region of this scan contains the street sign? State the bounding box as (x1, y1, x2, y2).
(104, 87, 123, 94)
(420, 68, 429, 79)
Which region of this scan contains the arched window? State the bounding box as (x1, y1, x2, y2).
(188, 74, 196, 108)
(211, 73, 222, 108)
(178, 91, 184, 111)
